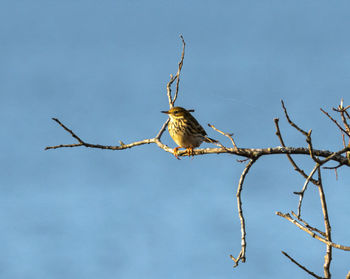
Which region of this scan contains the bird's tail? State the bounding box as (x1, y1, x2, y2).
(204, 136, 218, 144)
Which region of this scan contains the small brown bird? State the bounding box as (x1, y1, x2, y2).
(161, 106, 217, 159)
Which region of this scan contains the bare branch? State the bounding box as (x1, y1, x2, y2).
(320, 108, 350, 137)
(208, 123, 238, 150)
(276, 212, 350, 251)
(231, 157, 259, 267)
(274, 118, 318, 183)
(291, 211, 326, 238)
(173, 35, 185, 106)
(294, 164, 320, 218)
(46, 119, 350, 166)
(281, 100, 308, 136)
(50, 118, 85, 144)
(333, 99, 350, 135)
(155, 119, 170, 139)
(281, 251, 323, 279)
(317, 168, 332, 279)
(323, 163, 343, 170)
(166, 35, 186, 108)
(306, 130, 321, 163)
(45, 118, 157, 151)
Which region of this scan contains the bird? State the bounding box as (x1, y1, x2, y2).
(161, 106, 217, 159)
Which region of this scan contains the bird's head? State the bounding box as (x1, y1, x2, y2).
(161, 107, 194, 120)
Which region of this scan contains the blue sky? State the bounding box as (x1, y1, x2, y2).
(1, 0, 350, 278)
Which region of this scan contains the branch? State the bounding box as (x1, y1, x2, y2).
(317, 168, 332, 278)
(166, 35, 186, 108)
(306, 130, 321, 164)
(294, 164, 320, 218)
(276, 212, 350, 251)
(173, 35, 185, 106)
(281, 101, 321, 163)
(155, 119, 170, 139)
(281, 251, 323, 279)
(291, 211, 326, 238)
(281, 100, 308, 137)
(231, 157, 259, 267)
(274, 118, 318, 184)
(320, 108, 350, 137)
(334, 100, 350, 135)
(45, 119, 350, 166)
(45, 118, 156, 151)
(208, 123, 238, 150)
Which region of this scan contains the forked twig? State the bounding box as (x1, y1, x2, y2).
(208, 123, 238, 150)
(320, 108, 350, 137)
(294, 164, 320, 218)
(166, 35, 186, 108)
(173, 35, 185, 106)
(276, 212, 350, 251)
(274, 118, 318, 184)
(291, 211, 326, 238)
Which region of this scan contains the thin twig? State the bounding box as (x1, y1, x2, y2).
(294, 164, 320, 218)
(323, 163, 343, 170)
(155, 119, 169, 139)
(341, 112, 350, 134)
(333, 99, 350, 135)
(45, 118, 157, 151)
(320, 108, 350, 137)
(166, 35, 186, 108)
(208, 123, 238, 150)
(281, 251, 323, 279)
(291, 211, 326, 238)
(276, 212, 350, 251)
(173, 35, 185, 106)
(231, 157, 259, 267)
(306, 130, 321, 163)
(281, 100, 308, 136)
(274, 118, 318, 184)
(317, 168, 332, 278)
(50, 118, 85, 144)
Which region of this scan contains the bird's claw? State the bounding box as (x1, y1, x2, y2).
(173, 147, 181, 160)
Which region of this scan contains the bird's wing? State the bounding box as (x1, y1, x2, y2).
(185, 113, 207, 136)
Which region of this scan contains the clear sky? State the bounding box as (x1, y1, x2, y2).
(1, 0, 350, 278)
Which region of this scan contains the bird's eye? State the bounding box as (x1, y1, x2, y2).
(173, 110, 179, 114)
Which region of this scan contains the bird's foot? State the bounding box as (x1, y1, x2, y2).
(173, 147, 181, 160)
(186, 147, 195, 157)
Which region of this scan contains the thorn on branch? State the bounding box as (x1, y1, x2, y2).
(237, 158, 249, 163)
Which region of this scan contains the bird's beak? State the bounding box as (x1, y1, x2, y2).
(161, 110, 170, 114)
